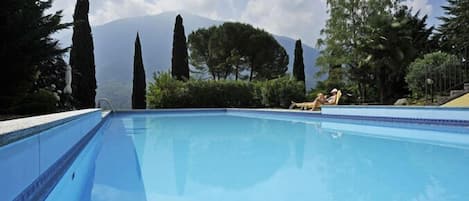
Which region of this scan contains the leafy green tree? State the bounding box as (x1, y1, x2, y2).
(406, 52, 461, 98)
(171, 14, 190, 81)
(317, 0, 433, 104)
(360, 7, 433, 103)
(188, 22, 288, 81)
(317, 0, 385, 103)
(187, 27, 214, 77)
(438, 0, 469, 56)
(70, 0, 97, 109)
(0, 0, 70, 113)
(132, 33, 146, 109)
(293, 39, 305, 91)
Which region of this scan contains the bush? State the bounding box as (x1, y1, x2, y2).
(259, 77, 305, 108)
(406, 52, 462, 98)
(13, 89, 59, 115)
(147, 73, 305, 108)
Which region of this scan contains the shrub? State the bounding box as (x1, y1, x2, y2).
(147, 73, 187, 108)
(147, 73, 305, 108)
(13, 89, 59, 115)
(259, 77, 305, 108)
(406, 52, 462, 98)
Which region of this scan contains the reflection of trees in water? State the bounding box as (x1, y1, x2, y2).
(158, 115, 300, 190)
(90, 118, 147, 201)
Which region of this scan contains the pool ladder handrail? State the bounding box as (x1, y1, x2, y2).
(97, 98, 115, 111)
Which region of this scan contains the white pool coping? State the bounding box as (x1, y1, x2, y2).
(0, 109, 100, 146)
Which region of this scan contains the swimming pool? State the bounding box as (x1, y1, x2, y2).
(42, 110, 469, 201)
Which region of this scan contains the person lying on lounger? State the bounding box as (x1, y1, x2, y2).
(289, 88, 340, 110)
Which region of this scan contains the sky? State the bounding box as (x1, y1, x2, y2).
(51, 0, 448, 46)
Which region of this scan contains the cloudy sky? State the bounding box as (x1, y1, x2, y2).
(51, 0, 448, 46)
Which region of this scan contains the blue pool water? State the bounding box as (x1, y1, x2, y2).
(47, 111, 469, 201)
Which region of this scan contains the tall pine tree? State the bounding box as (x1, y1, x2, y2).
(293, 39, 306, 85)
(438, 0, 469, 57)
(132, 33, 146, 109)
(0, 0, 70, 113)
(70, 0, 97, 109)
(171, 14, 190, 81)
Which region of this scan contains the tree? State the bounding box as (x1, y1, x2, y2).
(132, 33, 146, 109)
(293, 39, 306, 91)
(0, 0, 70, 113)
(188, 22, 288, 81)
(70, 0, 97, 109)
(171, 14, 190, 81)
(360, 7, 433, 103)
(438, 0, 469, 56)
(317, 0, 433, 104)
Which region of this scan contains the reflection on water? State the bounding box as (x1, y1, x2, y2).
(82, 113, 469, 201)
(91, 117, 147, 201)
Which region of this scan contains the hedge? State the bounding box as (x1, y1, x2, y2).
(147, 73, 305, 108)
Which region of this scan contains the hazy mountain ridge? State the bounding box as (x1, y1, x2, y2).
(57, 11, 321, 108)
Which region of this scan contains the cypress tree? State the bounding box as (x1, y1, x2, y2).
(132, 33, 146, 109)
(171, 14, 190, 81)
(293, 39, 306, 89)
(70, 0, 97, 109)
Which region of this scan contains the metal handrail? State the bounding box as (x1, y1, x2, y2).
(97, 98, 115, 111)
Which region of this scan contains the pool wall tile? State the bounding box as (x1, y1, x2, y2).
(321, 106, 469, 121)
(38, 112, 101, 174)
(0, 109, 103, 201)
(0, 135, 40, 201)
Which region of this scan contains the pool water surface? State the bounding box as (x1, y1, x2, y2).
(48, 111, 469, 201)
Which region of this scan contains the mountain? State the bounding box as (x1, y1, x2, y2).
(56, 11, 321, 108)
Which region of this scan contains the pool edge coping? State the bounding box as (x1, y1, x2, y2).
(113, 108, 469, 127)
(0, 109, 101, 147)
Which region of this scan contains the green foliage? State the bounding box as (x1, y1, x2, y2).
(0, 0, 70, 113)
(438, 0, 469, 56)
(293, 40, 305, 83)
(188, 22, 288, 81)
(14, 89, 58, 115)
(132, 33, 147, 109)
(293, 39, 306, 94)
(171, 14, 190, 81)
(147, 73, 187, 108)
(406, 52, 461, 98)
(259, 77, 306, 108)
(317, 0, 434, 104)
(147, 73, 304, 108)
(70, 0, 97, 109)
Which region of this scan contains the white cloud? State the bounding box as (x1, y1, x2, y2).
(51, 0, 328, 46)
(240, 0, 327, 46)
(403, 0, 433, 16)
